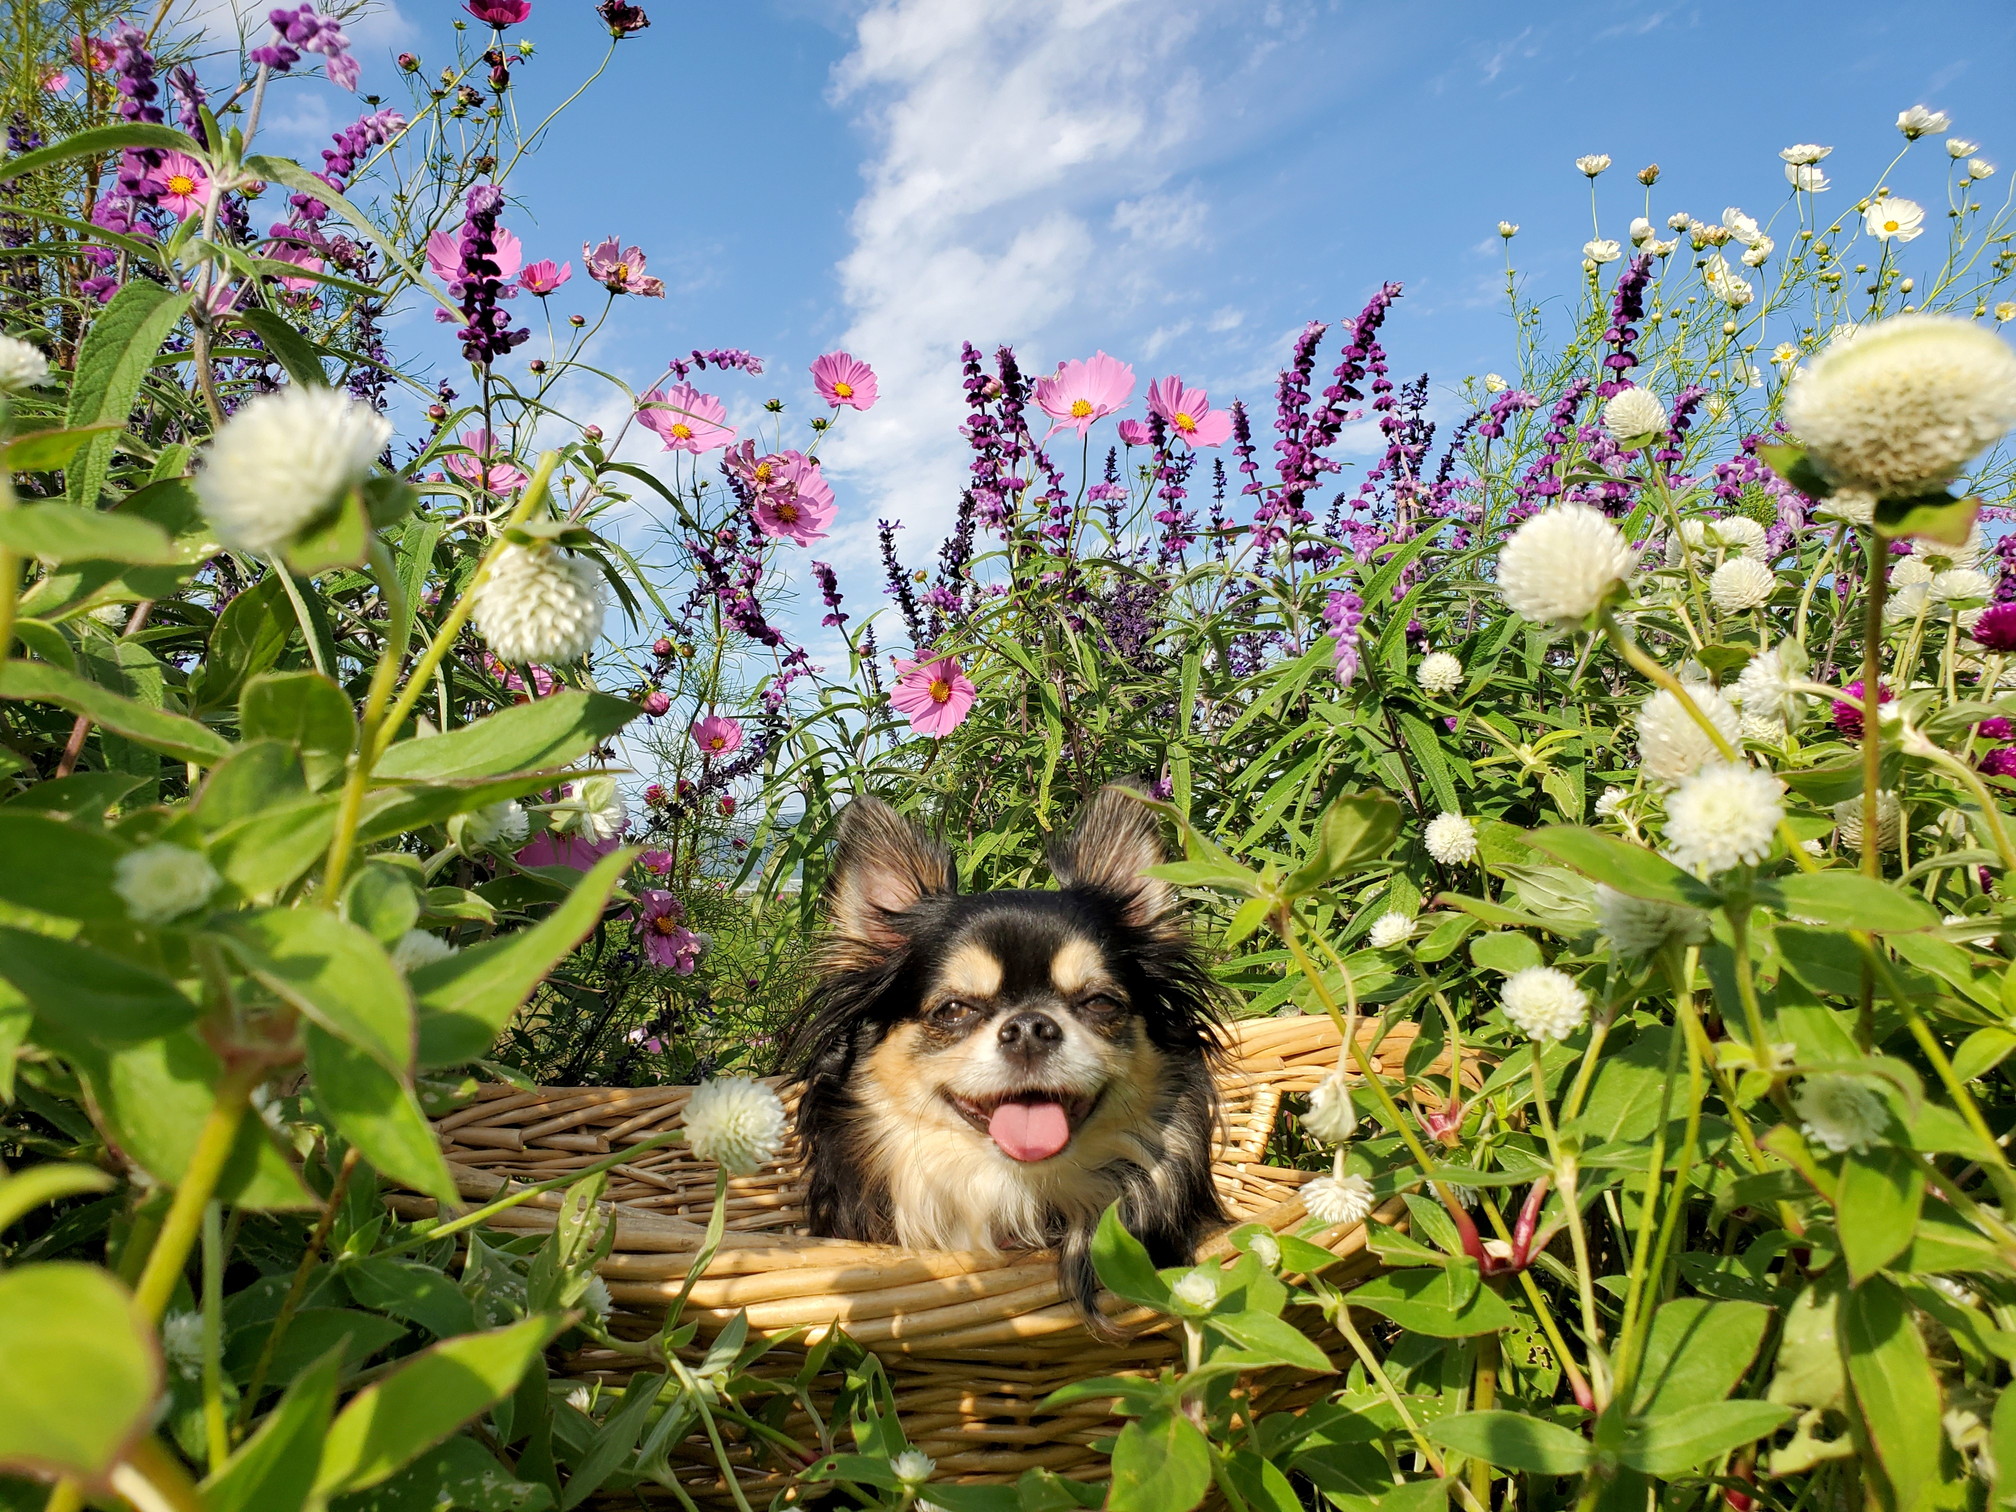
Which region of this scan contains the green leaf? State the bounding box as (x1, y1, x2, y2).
(1088, 1202, 1173, 1312)
(1, 122, 204, 182)
(1874, 491, 1977, 546)
(375, 691, 640, 783)
(189, 574, 295, 715)
(241, 670, 358, 785)
(1990, 1388, 2016, 1512)
(343, 1257, 476, 1340)
(0, 502, 178, 564)
(1220, 1449, 1305, 1512)
(1835, 1145, 1926, 1284)
(0, 810, 128, 920)
(0, 1163, 113, 1237)
(314, 1315, 564, 1495)
(559, 1367, 665, 1509)
(305, 1024, 455, 1202)
(2, 770, 145, 822)
(246, 155, 459, 318)
(1758, 443, 1832, 498)
(1469, 930, 1544, 976)
(1204, 1309, 1334, 1373)
(1285, 791, 1404, 896)
(0, 927, 198, 1042)
(1841, 1276, 1946, 1512)
(230, 308, 328, 389)
(224, 908, 413, 1073)
(1761, 872, 1940, 934)
(1108, 1408, 1212, 1512)
(0, 1263, 160, 1482)
(1428, 1410, 1591, 1475)
(62, 280, 195, 510)
(0, 657, 230, 765)
(3, 423, 125, 474)
(282, 490, 370, 575)
(1621, 1401, 1792, 1477)
(1346, 1266, 1518, 1337)
(1633, 1299, 1770, 1415)
(202, 1347, 340, 1512)
(1526, 827, 1718, 908)
(412, 849, 631, 1067)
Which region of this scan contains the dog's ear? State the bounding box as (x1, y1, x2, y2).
(825, 797, 954, 950)
(1051, 783, 1174, 929)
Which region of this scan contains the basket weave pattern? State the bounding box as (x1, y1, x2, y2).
(397, 1016, 1473, 1501)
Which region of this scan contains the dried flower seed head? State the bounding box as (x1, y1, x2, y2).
(1794, 1075, 1889, 1153)
(1595, 884, 1708, 957)
(1302, 1069, 1358, 1143)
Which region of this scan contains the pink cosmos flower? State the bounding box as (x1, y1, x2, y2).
(427, 225, 522, 285)
(516, 831, 619, 871)
(692, 714, 743, 757)
(519, 259, 571, 296)
(1145, 376, 1233, 448)
(152, 152, 211, 218)
(1036, 351, 1135, 440)
(639, 849, 673, 875)
(43, 70, 70, 93)
(583, 237, 664, 296)
(637, 890, 704, 973)
(445, 430, 530, 493)
(265, 242, 325, 293)
(638, 383, 736, 454)
(890, 656, 978, 738)
(810, 351, 878, 411)
(750, 452, 836, 545)
(467, 0, 532, 24)
(1116, 419, 1152, 448)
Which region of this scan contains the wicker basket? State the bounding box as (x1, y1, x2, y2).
(393, 1015, 1475, 1504)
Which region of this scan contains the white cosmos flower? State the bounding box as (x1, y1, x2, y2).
(1948, 137, 1980, 158)
(1897, 105, 1951, 140)
(1483, 372, 1509, 392)
(391, 930, 458, 973)
(462, 798, 530, 852)
(1576, 153, 1612, 177)
(1773, 342, 1802, 368)
(196, 387, 391, 557)
(1629, 216, 1655, 246)
(1785, 163, 1831, 192)
(1584, 238, 1623, 264)
(114, 844, 221, 925)
(1416, 651, 1464, 696)
(1780, 143, 1833, 165)
(1637, 687, 1741, 784)
(1711, 557, 1777, 613)
(1794, 1075, 1890, 1154)
(1721, 207, 1764, 245)
(1498, 220, 1519, 238)
(0, 334, 51, 393)
(1834, 791, 1902, 853)
(473, 544, 606, 665)
(1933, 567, 1993, 602)
(1667, 210, 1693, 231)
(683, 1077, 787, 1175)
(1704, 255, 1755, 307)
(1865, 196, 1926, 242)
(1783, 314, 2016, 495)
(1733, 644, 1801, 721)
(1742, 240, 1774, 268)
(1302, 1069, 1358, 1141)
(1368, 911, 1416, 950)
(1497, 502, 1635, 628)
(1303, 1172, 1376, 1226)
(1602, 386, 1669, 444)
(1709, 516, 1770, 561)
(1500, 966, 1589, 1043)
(1664, 762, 1784, 873)
(1424, 811, 1478, 865)
(1647, 237, 1679, 257)
(1595, 884, 1709, 957)
(1969, 158, 1996, 179)
(554, 776, 627, 842)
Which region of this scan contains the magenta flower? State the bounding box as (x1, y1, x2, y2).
(890, 656, 978, 738)
(639, 849, 673, 874)
(638, 383, 736, 454)
(519, 258, 571, 296)
(152, 151, 210, 217)
(642, 690, 671, 716)
(583, 237, 664, 296)
(692, 714, 744, 757)
(428, 225, 522, 285)
(636, 889, 704, 973)
(1832, 680, 1893, 739)
(445, 429, 529, 493)
(1146, 376, 1233, 448)
(811, 351, 878, 410)
(1971, 602, 2016, 652)
(265, 242, 324, 293)
(467, 0, 532, 24)
(43, 70, 70, 93)
(750, 452, 836, 545)
(1116, 419, 1152, 448)
(1979, 717, 2015, 740)
(1982, 747, 2016, 779)
(516, 831, 619, 871)
(1036, 351, 1134, 439)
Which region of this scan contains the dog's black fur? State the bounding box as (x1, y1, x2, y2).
(783, 785, 1226, 1323)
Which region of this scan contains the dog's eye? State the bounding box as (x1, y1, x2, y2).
(929, 999, 978, 1028)
(1079, 993, 1125, 1016)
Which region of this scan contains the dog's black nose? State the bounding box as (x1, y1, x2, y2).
(997, 1010, 1063, 1058)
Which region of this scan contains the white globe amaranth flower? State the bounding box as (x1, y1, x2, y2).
(1247, 1232, 1282, 1270)
(1496, 502, 1635, 629)
(1818, 488, 1876, 526)
(1833, 791, 1902, 853)
(564, 1385, 595, 1413)
(1367, 911, 1416, 950)
(1663, 762, 1784, 873)
(1711, 557, 1777, 613)
(1780, 143, 1833, 165)
(114, 843, 221, 925)
(1602, 386, 1669, 445)
(580, 1274, 613, 1320)
(1740, 713, 1789, 747)
(161, 1311, 204, 1377)
(554, 776, 627, 843)
(1594, 785, 1629, 819)
(1424, 811, 1478, 865)
(1896, 105, 1951, 140)
(1302, 1069, 1357, 1142)
(1864, 196, 1926, 243)
(1500, 965, 1589, 1043)
(1637, 686, 1740, 784)
(1169, 1269, 1220, 1312)
(683, 1076, 787, 1175)
(1575, 153, 1612, 176)
(1932, 567, 1992, 602)
(1584, 238, 1622, 264)
(1885, 581, 1932, 624)
(1912, 522, 1988, 570)
(473, 543, 607, 665)
(462, 798, 530, 852)
(0, 333, 52, 394)
(1733, 644, 1801, 721)
(1890, 557, 1935, 589)
(1785, 163, 1830, 192)
(1595, 883, 1709, 957)
(1783, 315, 2016, 496)
(391, 929, 458, 974)
(891, 1450, 936, 1488)
(1416, 651, 1463, 696)
(1663, 519, 1710, 570)
(1303, 1172, 1376, 1227)
(1794, 1074, 1890, 1154)
(195, 386, 391, 557)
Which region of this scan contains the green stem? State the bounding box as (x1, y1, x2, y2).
(133, 1069, 256, 1324)
(1919, 745, 2016, 874)
(1859, 530, 1886, 881)
(201, 1202, 228, 1467)
(1528, 1043, 1608, 1403)
(238, 1146, 358, 1428)
(277, 567, 334, 678)
(321, 536, 416, 898)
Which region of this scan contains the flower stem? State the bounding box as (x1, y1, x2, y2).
(1859, 530, 1887, 880)
(133, 1068, 256, 1324)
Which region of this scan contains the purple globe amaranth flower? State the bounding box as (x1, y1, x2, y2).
(1972, 602, 2016, 651)
(1981, 747, 2016, 779)
(1978, 716, 2015, 740)
(1833, 680, 1893, 739)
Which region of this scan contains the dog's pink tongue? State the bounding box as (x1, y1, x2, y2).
(988, 1099, 1072, 1162)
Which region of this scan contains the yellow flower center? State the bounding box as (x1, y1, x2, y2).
(670, 422, 693, 440)
(167, 174, 197, 196)
(1174, 411, 1197, 432)
(707, 735, 725, 750)
(650, 915, 679, 936)
(753, 462, 773, 483)
(1882, 218, 1900, 232)
(833, 380, 854, 398)
(929, 678, 952, 704)
(776, 500, 800, 523)
(613, 263, 628, 280)
(1070, 398, 1093, 417)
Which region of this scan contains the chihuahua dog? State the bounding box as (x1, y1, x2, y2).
(786, 785, 1225, 1321)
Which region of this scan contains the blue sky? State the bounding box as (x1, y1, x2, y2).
(234, 0, 2016, 614)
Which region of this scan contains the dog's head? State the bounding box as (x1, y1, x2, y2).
(793, 785, 1219, 1169)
